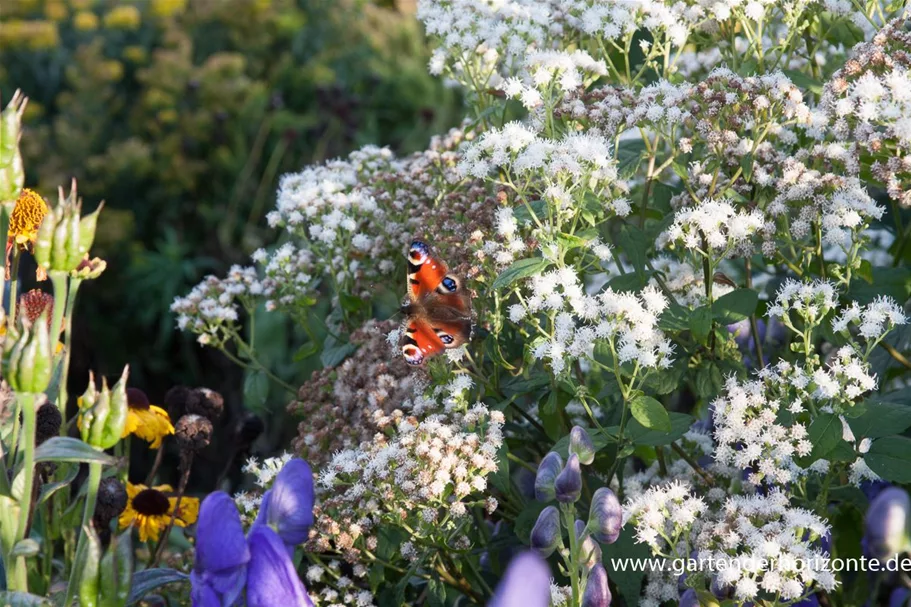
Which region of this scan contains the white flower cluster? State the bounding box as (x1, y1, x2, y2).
(459, 123, 620, 187)
(623, 480, 708, 553)
(712, 374, 813, 486)
(234, 452, 296, 523)
(832, 296, 908, 343)
(308, 559, 377, 607)
(170, 265, 259, 346)
(693, 491, 836, 602)
(253, 243, 317, 314)
(318, 391, 504, 536)
(510, 267, 674, 375)
(658, 199, 765, 259)
(766, 279, 838, 327)
(501, 50, 607, 109)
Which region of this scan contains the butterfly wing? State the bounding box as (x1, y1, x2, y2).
(406, 240, 449, 302)
(401, 315, 472, 366)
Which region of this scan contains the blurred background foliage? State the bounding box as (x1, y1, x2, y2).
(0, 0, 461, 479)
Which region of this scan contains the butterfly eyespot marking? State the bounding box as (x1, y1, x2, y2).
(441, 277, 457, 292)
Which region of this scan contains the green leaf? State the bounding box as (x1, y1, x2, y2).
(658, 303, 690, 332)
(712, 289, 759, 324)
(739, 153, 754, 182)
(127, 569, 188, 605)
(617, 138, 646, 179)
(866, 437, 911, 482)
(0, 592, 52, 607)
(38, 464, 79, 506)
(292, 341, 319, 362)
(848, 396, 911, 439)
(427, 579, 448, 607)
(604, 525, 650, 602)
(513, 199, 546, 224)
(689, 305, 713, 345)
(501, 373, 550, 398)
(629, 395, 671, 432)
(34, 438, 115, 465)
(492, 257, 551, 290)
(849, 266, 911, 305)
(618, 224, 648, 276)
(320, 334, 356, 367)
(806, 413, 844, 461)
(626, 412, 694, 446)
(243, 370, 270, 411)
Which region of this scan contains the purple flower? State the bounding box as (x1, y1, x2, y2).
(587, 487, 621, 544)
(255, 458, 315, 551)
(534, 452, 563, 502)
(489, 551, 551, 607)
(191, 492, 250, 607)
(530, 505, 561, 557)
(554, 454, 582, 503)
(678, 589, 698, 607)
(569, 426, 595, 465)
(581, 563, 611, 607)
(247, 526, 314, 607)
(864, 486, 911, 561)
(890, 587, 910, 607)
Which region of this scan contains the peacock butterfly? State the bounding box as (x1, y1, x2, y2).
(400, 240, 472, 366)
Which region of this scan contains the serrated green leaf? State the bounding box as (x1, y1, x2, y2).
(629, 395, 671, 432)
(689, 305, 713, 345)
(626, 412, 694, 446)
(34, 438, 115, 465)
(848, 395, 911, 439)
(806, 413, 844, 461)
(492, 257, 551, 290)
(866, 436, 911, 482)
(617, 138, 646, 179)
(513, 199, 546, 224)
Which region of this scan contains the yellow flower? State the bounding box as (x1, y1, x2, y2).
(150, 0, 187, 18)
(9, 189, 48, 248)
(124, 388, 174, 449)
(73, 11, 99, 31)
(103, 5, 141, 30)
(118, 483, 199, 543)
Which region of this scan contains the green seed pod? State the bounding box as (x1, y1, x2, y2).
(0, 91, 27, 204)
(79, 372, 100, 445)
(100, 366, 130, 450)
(34, 183, 103, 274)
(80, 366, 130, 450)
(77, 525, 102, 607)
(6, 310, 52, 394)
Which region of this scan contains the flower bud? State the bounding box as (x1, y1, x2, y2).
(555, 454, 582, 503)
(71, 256, 107, 280)
(587, 487, 622, 544)
(574, 519, 601, 570)
(34, 182, 104, 274)
(6, 310, 52, 394)
(678, 589, 698, 607)
(569, 426, 595, 465)
(0, 91, 27, 204)
(94, 477, 128, 536)
(79, 367, 130, 450)
(530, 505, 561, 557)
(581, 563, 611, 607)
(534, 451, 562, 502)
(864, 486, 911, 561)
(164, 384, 192, 420)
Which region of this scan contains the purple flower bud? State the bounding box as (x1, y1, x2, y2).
(587, 487, 622, 544)
(581, 563, 611, 607)
(574, 519, 601, 569)
(254, 458, 315, 552)
(864, 486, 911, 561)
(489, 551, 551, 607)
(555, 454, 582, 503)
(890, 588, 910, 607)
(530, 506, 561, 557)
(679, 589, 698, 607)
(570, 426, 596, 465)
(534, 452, 563, 502)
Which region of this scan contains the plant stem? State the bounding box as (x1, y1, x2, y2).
(745, 258, 765, 368)
(8, 247, 22, 330)
(562, 504, 581, 606)
(151, 452, 194, 568)
(51, 273, 75, 421)
(64, 460, 102, 606)
(12, 392, 36, 591)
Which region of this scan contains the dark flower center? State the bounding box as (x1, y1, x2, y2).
(127, 388, 151, 411)
(132, 488, 170, 516)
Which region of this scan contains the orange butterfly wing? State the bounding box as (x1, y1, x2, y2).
(407, 241, 449, 301)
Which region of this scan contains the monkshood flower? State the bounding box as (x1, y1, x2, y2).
(534, 451, 562, 502)
(254, 458, 315, 552)
(191, 492, 250, 607)
(192, 490, 315, 607)
(582, 563, 611, 607)
(863, 486, 911, 562)
(488, 551, 551, 607)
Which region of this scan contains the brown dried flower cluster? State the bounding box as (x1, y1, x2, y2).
(288, 319, 423, 467)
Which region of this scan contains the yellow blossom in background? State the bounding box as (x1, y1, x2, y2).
(119, 483, 199, 542)
(44, 1, 68, 22)
(100, 60, 124, 83)
(0, 20, 60, 50)
(103, 5, 141, 30)
(151, 0, 187, 19)
(73, 11, 99, 31)
(70, 0, 97, 9)
(123, 388, 174, 448)
(123, 45, 147, 64)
